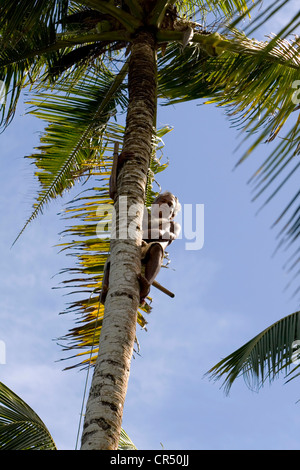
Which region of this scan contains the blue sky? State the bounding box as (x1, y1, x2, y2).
(1, 2, 300, 450)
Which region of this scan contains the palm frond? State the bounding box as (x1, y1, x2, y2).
(123, 0, 144, 19)
(13, 63, 128, 245)
(0, 0, 130, 128)
(207, 310, 300, 394)
(0, 0, 73, 126)
(0, 0, 68, 38)
(0, 382, 56, 450)
(0, 380, 135, 450)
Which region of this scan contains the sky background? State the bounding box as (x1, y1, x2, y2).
(1, 1, 300, 451)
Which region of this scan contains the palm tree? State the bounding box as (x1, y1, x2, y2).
(1, 0, 300, 450)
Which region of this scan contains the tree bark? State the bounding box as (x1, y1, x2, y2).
(80, 29, 157, 450)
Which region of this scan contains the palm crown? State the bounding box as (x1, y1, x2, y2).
(1, 0, 300, 449)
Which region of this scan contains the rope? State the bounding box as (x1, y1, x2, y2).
(75, 293, 102, 450)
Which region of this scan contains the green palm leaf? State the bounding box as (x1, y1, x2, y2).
(0, 0, 68, 38)
(207, 311, 300, 394)
(0, 21, 58, 127)
(0, 382, 56, 450)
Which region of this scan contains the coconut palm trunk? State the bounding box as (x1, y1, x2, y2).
(80, 29, 157, 450)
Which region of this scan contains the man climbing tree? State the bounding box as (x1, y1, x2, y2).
(100, 190, 181, 306)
